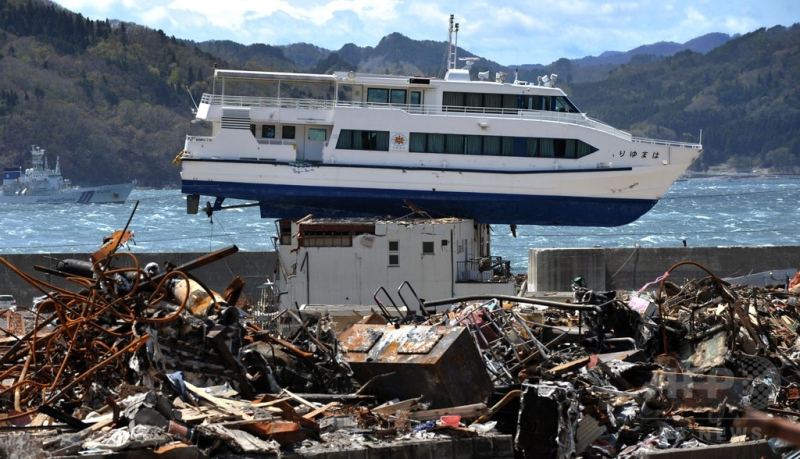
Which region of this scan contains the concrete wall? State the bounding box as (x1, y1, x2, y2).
(0, 251, 279, 307)
(5, 246, 798, 307)
(529, 246, 800, 293)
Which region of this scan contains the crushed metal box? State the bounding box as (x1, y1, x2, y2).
(338, 324, 492, 408)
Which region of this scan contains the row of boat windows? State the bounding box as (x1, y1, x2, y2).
(361, 87, 579, 114)
(336, 130, 598, 158)
(251, 124, 297, 139)
(442, 92, 580, 113)
(249, 124, 328, 141)
(367, 88, 422, 105)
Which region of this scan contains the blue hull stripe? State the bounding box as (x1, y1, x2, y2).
(180, 158, 633, 175)
(181, 180, 657, 227)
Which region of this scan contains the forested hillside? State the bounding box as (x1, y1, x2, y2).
(568, 25, 800, 172)
(0, 0, 217, 186)
(0, 0, 797, 189)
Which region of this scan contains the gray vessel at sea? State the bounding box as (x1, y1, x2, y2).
(1, 145, 135, 204)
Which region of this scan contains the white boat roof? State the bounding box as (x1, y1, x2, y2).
(214, 69, 337, 83)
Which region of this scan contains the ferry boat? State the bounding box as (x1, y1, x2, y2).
(1, 145, 135, 204)
(178, 16, 702, 226)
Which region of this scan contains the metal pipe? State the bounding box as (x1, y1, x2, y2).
(423, 294, 602, 313)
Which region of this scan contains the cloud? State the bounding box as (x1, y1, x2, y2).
(52, 0, 800, 66)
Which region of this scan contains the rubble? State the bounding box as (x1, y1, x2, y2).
(1, 218, 800, 458)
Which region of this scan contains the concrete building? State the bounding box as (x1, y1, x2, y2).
(275, 217, 516, 312)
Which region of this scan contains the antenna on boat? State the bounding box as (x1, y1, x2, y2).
(447, 14, 459, 71)
(186, 85, 198, 114)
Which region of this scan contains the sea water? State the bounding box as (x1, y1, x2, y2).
(1, 177, 799, 273)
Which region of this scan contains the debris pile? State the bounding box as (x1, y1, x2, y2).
(1, 223, 800, 459)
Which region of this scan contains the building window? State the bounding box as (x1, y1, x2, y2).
(389, 241, 399, 266)
(422, 241, 434, 255)
(282, 125, 296, 139)
(262, 125, 275, 138)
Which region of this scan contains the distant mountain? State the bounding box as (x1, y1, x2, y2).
(195, 40, 296, 71)
(279, 43, 330, 68)
(571, 33, 732, 68)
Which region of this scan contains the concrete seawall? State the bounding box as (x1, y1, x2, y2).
(0, 251, 279, 307)
(529, 246, 800, 293)
(3, 247, 799, 307)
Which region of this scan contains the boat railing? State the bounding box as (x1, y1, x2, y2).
(200, 94, 336, 110)
(632, 136, 703, 150)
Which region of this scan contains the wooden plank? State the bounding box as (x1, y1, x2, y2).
(279, 388, 318, 411)
(303, 402, 339, 420)
(184, 381, 251, 420)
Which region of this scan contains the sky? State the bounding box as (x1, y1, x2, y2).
(53, 0, 800, 66)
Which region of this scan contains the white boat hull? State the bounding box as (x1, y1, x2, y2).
(181, 158, 688, 226)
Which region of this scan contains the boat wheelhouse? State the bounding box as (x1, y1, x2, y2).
(178, 18, 701, 226)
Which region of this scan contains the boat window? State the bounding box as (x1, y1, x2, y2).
(426, 134, 446, 153)
(262, 125, 275, 138)
(282, 125, 296, 139)
(390, 89, 407, 105)
(443, 92, 464, 109)
(410, 91, 421, 105)
(540, 96, 551, 111)
(446, 134, 464, 154)
(367, 88, 389, 104)
(409, 133, 426, 152)
(336, 130, 390, 151)
(361, 131, 389, 150)
(554, 97, 568, 112)
(249, 124, 256, 136)
(308, 128, 327, 141)
(465, 93, 482, 108)
(483, 136, 501, 156)
(484, 94, 501, 109)
(465, 136, 482, 155)
(539, 139, 555, 157)
(502, 95, 518, 112)
(526, 138, 539, 157)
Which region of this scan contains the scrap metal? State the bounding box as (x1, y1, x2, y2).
(1, 216, 800, 459)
